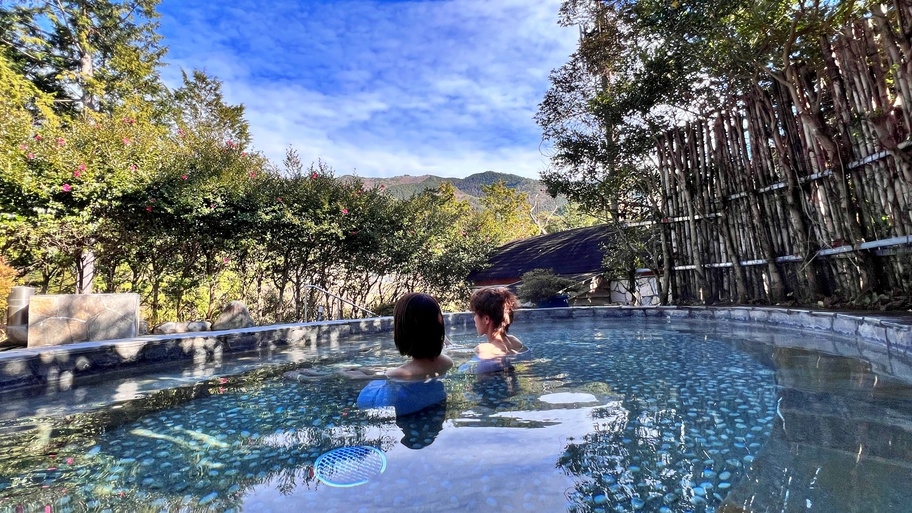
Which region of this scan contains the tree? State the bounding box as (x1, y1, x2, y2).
(536, 0, 888, 304)
(517, 268, 578, 304)
(1, 0, 167, 293)
(0, 51, 57, 264)
(0, 0, 166, 115)
(0, 104, 170, 294)
(536, 0, 699, 221)
(170, 69, 251, 148)
(0, 2, 514, 321)
(111, 71, 264, 323)
(478, 180, 541, 244)
(393, 182, 493, 308)
(543, 201, 600, 233)
(541, 0, 884, 199)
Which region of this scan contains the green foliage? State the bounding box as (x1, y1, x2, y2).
(537, 0, 886, 304)
(540, 0, 871, 218)
(0, 0, 166, 115)
(0, 5, 512, 326)
(455, 171, 536, 197)
(535, 0, 772, 288)
(599, 224, 663, 298)
(517, 268, 578, 304)
(170, 70, 251, 147)
(0, 51, 57, 122)
(392, 182, 494, 307)
(372, 301, 396, 317)
(544, 202, 600, 232)
(478, 180, 541, 245)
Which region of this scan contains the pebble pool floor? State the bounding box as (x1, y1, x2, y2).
(0, 317, 909, 512)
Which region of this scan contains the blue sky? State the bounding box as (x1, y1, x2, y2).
(155, 0, 577, 179)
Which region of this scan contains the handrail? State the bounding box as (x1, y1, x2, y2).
(302, 284, 376, 322)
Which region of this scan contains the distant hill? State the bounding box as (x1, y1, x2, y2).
(344, 171, 566, 214)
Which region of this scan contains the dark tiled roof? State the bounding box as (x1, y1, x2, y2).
(469, 224, 616, 283)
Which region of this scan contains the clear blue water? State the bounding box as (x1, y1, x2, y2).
(0, 317, 910, 512)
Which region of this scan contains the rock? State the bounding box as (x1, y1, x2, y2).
(153, 322, 182, 335)
(153, 321, 213, 334)
(211, 301, 254, 330)
(187, 320, 212, 332)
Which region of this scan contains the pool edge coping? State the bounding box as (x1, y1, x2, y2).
(1, 306, 910, 393)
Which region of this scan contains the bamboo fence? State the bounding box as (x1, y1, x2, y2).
(655, 8, 912, 305)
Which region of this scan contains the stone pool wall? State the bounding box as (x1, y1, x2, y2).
(1, 306, 910, 394)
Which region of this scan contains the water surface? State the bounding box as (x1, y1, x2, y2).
(0, 318, 909, 512)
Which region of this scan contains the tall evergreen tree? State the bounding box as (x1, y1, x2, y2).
(0, 0, 166, 116)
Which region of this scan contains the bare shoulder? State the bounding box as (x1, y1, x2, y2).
(474, 342, 495, 355)
(438, 353, 454, 369)
(385, 366, 408, 379)
(506, 335, 527, 352)
(475, 342, 506, 360)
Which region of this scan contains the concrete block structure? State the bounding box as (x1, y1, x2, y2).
(26, 293, 141, 347)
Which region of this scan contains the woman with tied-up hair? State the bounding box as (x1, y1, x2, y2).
(470, 287, 527, 360)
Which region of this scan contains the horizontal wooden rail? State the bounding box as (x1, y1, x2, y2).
(668, 237, 911, 271)
(625, 140, 910, 231)
(728, 140, 909, 201)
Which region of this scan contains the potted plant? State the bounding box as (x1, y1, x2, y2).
(517, 269, 577, 308)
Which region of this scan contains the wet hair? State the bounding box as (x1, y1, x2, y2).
(393, 293, 446, 359)
(469, 287, 518, 334)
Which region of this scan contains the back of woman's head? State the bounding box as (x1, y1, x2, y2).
(469, 287, 518, 333)
(393, 293, 445, 359)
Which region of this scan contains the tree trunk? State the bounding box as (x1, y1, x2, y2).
(75, 248, 95, 294)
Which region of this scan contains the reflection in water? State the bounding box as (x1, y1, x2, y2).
(717, 345, 912, 513)
(112, 381, 141, 402)
(0, 377, 397, 512)
(456, 347, 533, 375)
(552, 325, 912, 513)
(471, 368, 521, 410)
(356, 378, 449, 449)
(395, 401, 447, 450)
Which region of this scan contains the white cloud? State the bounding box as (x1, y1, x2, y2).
(157, 0, 577, 178)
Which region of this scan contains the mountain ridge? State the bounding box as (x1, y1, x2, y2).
(341, 171, 564, 213)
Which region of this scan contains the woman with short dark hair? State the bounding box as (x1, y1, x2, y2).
(386, 292, 453, 379)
